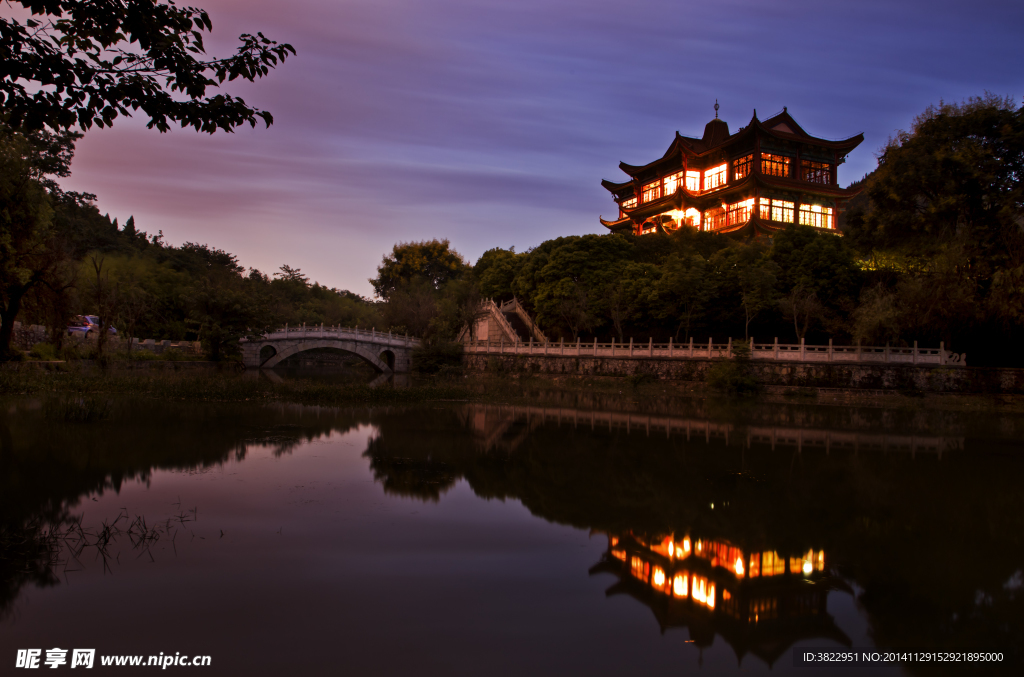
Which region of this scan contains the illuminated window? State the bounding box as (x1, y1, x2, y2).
(761, 153, 791, 178)
(652, 566, 667, 592)
(704, 163, 727, 191)
(803, 160, 831, 184)
(726, 199, 754, 227)
(641, 180, 662, 203)
(758, 198, 794, 223)
(798, 203, 834, 229)
(673, 574, 688, 597)
(685, 171, 700, 192)
(761, 551, 785, 576)
(704, 206, 726, 231)
(611, 549, 626, 561)
(683, 208, 701, 228)
(664, 172, 684, 195)
(733, 154, 753, 180)
(619, 196, 637, 219)
(692, 575, 716, 609)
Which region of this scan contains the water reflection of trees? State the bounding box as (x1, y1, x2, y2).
(364, 402, 1024, 672)
(3, 395, 1022, 671)
(0, 399, 371, 618)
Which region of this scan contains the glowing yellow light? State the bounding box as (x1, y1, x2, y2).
(664, 171, 683, 194)
(704, 163, 727, 191)
(673, 574, 688, 597)
(682, 538, 691, 553)
(802, 560, 813, 575)
(685, 171, 700, 192)
(653, 567, 666, 586)
(694, 579, 706, 603)
(734, 557, 745, 577)
(684, 207, 701, 226)
(707, 585, 716, 609)
(816, 551, 825, 571)
(696, 540, 702, 552)
(610, 537, 619, 547)
(668, 541, 675, 557)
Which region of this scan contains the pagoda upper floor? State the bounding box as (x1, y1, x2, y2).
(600, 108, 863, 236)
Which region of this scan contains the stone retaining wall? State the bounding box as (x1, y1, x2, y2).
(464, 354, 1024, 394)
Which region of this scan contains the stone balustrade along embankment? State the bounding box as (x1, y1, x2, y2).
(463, 336, 966, 367)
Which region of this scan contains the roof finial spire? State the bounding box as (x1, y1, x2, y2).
(714, 99, 719, 119)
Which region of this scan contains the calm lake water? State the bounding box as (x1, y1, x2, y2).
(2, 388, 1022, 675)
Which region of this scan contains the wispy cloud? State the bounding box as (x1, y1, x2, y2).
(59, 0, 1024, 295)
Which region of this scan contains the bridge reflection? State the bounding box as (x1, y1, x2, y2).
(590, 531, 851, 667)
(461, 403, 963, 456)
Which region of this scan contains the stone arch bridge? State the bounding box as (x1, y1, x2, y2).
(242, 326, 419, 373)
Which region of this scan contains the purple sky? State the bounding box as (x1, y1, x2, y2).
(56, 0, 1023, 297)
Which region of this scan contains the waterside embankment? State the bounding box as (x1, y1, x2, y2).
(465, 354, 1024, 394)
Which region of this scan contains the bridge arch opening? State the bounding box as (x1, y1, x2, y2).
(379, 350, 396, 371)
(259, 345, 277, 366)
(262, 343, 392, 374)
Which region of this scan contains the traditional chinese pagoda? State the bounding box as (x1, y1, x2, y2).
(600, 105, 863, 237)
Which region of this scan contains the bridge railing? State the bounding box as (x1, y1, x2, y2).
(251, 324, 422, 347)
(462, 337, 966, 366)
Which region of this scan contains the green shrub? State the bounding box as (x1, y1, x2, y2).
(161, 349, 187, 361)
(707, 342, 759, 395)
(412, 341, 463, 374)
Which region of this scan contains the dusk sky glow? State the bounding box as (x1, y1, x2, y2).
(49, 0, 1024, 296)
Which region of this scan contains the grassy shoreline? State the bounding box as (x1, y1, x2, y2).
(4, 366, 1024, 414)
(0, 368, 473, 407)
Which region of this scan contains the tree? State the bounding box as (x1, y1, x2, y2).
(712, 243, 779, 340)
(1, 0, 295, 133)
(769, 224, 862, 340)
(184, 270, 261, 361)
(652, 253, 711, 341)
(474, 247, 519, 302)
(370, 240, 468, 300)
(606, 263, 658, 342)
(777, 284, 822, 341)
(524, 234, 632, 338)
(846, 94, 1024, 274)
(430, 278, 481, 342)
(0, 124, 78, 358)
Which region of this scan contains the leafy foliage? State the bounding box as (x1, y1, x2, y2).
(370, 239, 468, 300)
(1, 0, 295, 132)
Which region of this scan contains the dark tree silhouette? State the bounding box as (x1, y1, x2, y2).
(1, 0, 295, 133)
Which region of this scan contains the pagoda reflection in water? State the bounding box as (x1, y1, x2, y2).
(590, 531, 851, 667)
